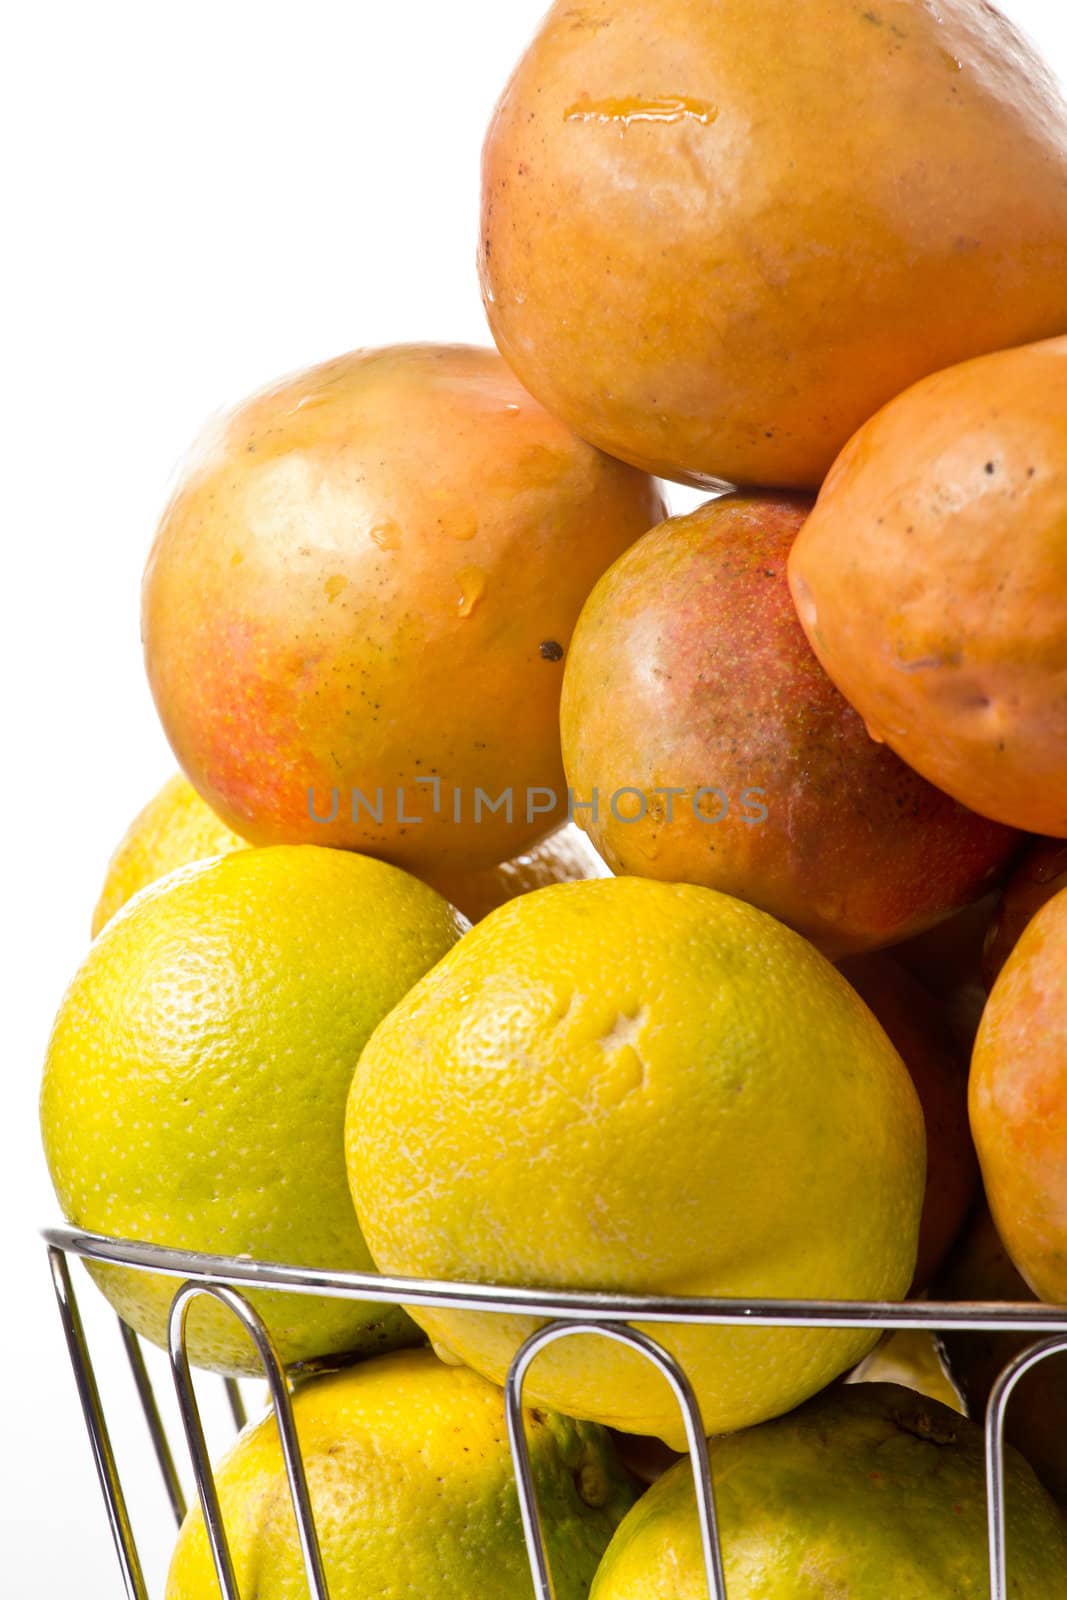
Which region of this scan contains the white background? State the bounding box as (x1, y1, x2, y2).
(4, 2, 1066, 1593)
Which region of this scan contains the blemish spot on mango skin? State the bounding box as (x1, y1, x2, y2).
(564, 95, 719, 128)
(562, 6, 613, 33)
(790, 571, 817, 633)
(324, 575, 348, 603)
(370, 519, 403, 552)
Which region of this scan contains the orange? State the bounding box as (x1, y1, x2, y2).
(166, 1350, 635, 1600)
(347, 877, 925, 1446)
(91, 773, 243, 936)
(590, 1384, 1067, 1597)
(42, 846, 466, 1372)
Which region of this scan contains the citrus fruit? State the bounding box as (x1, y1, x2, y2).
(560, 492, 1016, 956)
(165, 1348, 636, 1600)
(789, 336, 1067, 836)
(91, 773, 243, 936)
(971, 884, 1067, 1308)
(480, 0, 1067, 488)
(93, 773, 609, 935)
(41, 846, 467, 1372)
(346, 877, 925, 1446)
(589, 1384, 1067, 1599)
(142, 343, 664, 874)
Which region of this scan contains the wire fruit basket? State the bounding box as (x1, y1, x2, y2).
(43, 1223, 1067, 1600)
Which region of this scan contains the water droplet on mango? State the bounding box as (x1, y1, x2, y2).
(456, 566, 488, 618)
(447, 511, 479, 542)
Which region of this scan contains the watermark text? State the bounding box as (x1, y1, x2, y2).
(307, 782, 769, 827)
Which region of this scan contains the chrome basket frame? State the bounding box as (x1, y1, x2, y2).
(43, 1224, 1067, 1600)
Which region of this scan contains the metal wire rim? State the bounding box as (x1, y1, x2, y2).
(43, 1224, 1067, 1600)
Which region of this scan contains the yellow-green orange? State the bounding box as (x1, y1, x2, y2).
(42, 847, 467, 1372)
(166, 1348, 636, 1600)
(590, 1384, 1067, 1599)
(346, 878, 925, 1446)
(91, 773, 244, 936)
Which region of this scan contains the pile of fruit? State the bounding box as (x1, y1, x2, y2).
(40, 1, 1067, 1594)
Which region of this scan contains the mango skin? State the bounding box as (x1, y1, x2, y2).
(971, 884, 1067, 1309)
(560, 494, 1017, 956)
(481, 0, 1067, 489)
(838, 953, 977, 1291)
(895, 893, 1000, 1057)
(789, 336, 1067, 837)
(143, 344, 664, 875)
(984, 839, 1067, 988)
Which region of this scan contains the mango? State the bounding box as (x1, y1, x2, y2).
(789, 337, 1067, 836)
(560, 493, 1017, 955)
(143, 344, 663, 875)
(481, 0, 1067, 488)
